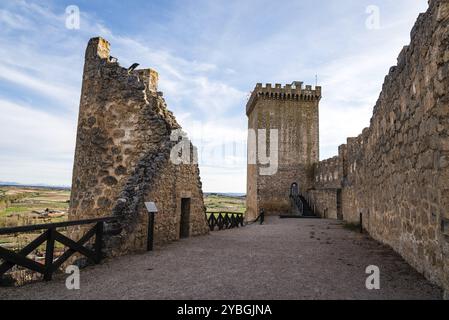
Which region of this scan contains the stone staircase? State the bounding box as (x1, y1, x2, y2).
(280, 194, 318, 219)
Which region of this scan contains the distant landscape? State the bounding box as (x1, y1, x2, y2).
(0, 185, 246, 267)
(0, 184, 246, 230)
(204, 193, 246, 214)
(0, 186, 70, 230)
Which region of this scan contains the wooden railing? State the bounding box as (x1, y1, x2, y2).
(0, 216, 119, 282)
(207, 212, 244, 231)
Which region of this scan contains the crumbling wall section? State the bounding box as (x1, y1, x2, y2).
(70, 37, 208, 257)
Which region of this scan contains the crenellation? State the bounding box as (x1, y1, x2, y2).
(255, 83, 321, 93)
(86, 37, 111, 61)
(136, 68, 159, 93)
(246, 82, 321, 116)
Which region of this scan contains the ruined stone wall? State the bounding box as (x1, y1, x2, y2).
(246, 83, 321, 219)
(70, 37, 208, 256)
(308, 0, 449, 293)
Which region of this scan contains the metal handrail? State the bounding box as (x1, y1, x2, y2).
(290, 194, 303, 215)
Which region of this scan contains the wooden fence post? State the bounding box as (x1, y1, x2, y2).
(44, 228, 55, 281)
(95, 222, 104, 263)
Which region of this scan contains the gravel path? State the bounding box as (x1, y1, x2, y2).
(0, 217, 442, 300)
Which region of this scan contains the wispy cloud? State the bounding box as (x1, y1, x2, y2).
(0, 8, 33, 29)
(0, 0, 429, 192)
(0, 98, 76, 185)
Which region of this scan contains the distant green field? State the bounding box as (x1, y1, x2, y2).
(0, 187, 70, 229)
(0, 188, 246, 225)
(0, 188, 246, 250)
(0, 186, 71, 252)
(204, 194, 246, 214)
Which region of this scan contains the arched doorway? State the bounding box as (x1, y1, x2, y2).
(290, 183, 299, 197)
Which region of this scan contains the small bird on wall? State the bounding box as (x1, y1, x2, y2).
(128, 63, 140, 74)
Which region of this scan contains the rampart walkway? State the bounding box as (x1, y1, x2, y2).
(0, 217, 442, 300)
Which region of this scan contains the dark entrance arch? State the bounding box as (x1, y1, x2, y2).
(290, 183, 299, 197)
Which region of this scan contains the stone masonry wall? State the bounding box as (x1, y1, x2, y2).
(307, 189, 338, 219)
(307, 151, 342, 219)
(308, 0, 449, 293)
(70, 37, 208, 257)
(313, 156, 342, 189)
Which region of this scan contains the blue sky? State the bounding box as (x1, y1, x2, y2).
(0, 0, 428, 192)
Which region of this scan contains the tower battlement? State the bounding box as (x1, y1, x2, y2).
(246, 82, 321, 115)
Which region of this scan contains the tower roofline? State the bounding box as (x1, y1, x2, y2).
(246, 82, 322, 116)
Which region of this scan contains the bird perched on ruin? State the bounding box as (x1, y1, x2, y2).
(127, 63, 140, 74)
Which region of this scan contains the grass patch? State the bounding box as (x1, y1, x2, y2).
(343, 223, 361, 232)
(3, 206, 30, 214)
(0, 186, 70, 226)
(204, 194, 246, 214)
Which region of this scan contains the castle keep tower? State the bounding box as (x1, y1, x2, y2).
(246, 82, 321, 219)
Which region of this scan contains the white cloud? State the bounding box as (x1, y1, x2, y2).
(0, 0, 431, 193)
(0, 99, 75, 151)
(0, 8, 33, 29)
(0, 99, 76, 185)
(0, 63, 79, 106)
(200, 166, 246, 193)
(0, 1, 248, 191)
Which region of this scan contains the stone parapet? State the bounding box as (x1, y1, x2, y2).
(246, 82, 321, 115)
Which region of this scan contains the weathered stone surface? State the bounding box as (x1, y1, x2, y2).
(306, 0, 449, 293)
(246, 83, 321, 219)
(69, 37, 209, 257)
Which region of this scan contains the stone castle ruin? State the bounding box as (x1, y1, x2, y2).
(70, 37, 209, 256)
(247, 0, 449, 293)
(68, 0, 449, 294)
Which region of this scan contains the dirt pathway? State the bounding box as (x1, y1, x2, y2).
(0, 217, 442, 300)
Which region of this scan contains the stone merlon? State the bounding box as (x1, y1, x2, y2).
(246, 82, 322, 115)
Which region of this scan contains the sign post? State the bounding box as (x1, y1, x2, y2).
(144, 202, 158, 251)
